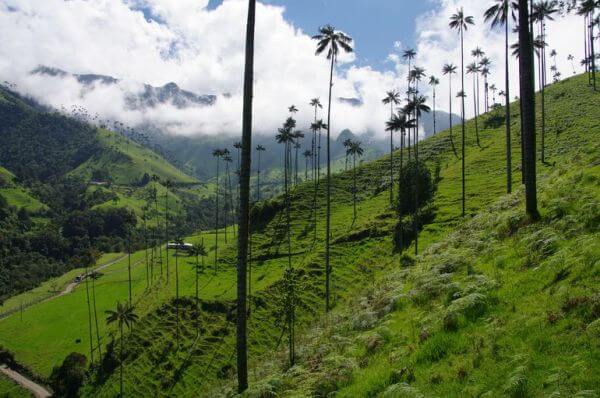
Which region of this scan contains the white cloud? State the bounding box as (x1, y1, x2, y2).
(0, 0, 586, 139)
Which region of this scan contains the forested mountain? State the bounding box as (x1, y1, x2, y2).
(0, 86, 214, 302)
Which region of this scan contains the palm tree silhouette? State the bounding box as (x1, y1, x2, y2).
(347, 140, 364, 221)
(293, 131, 304, 185)
(223, 152, 235, 238)
(212, 149, 224, 274)
(442, 63, 459, 158)
(577, 0, 597, 90)
(342, 137, 352, 171)
(428, 76, 440, 135)
(164, 179, 174, 284)
(313, 24, 353, 312)
(309, 98, 323, 181)
(533, 0, 558, 163)
(303, 150, 312, 180)
(409, 67, 426, 157)
(517, 0, 540, 220)
(471, 47, 485, 117)
(449, 7, 475, 217)
(406, 95, 430, 255)
(105, 302, 138, 398)
(237, 1, 256, 389)
(386, 112, 416, 253)
(382, 90, 402, 205)
(479, 57, 492, 112)
(567, 54, 576, 74)
(255, 145, 265, 201)
(467, 62, 482, 148)
(189, 242, 207, 336)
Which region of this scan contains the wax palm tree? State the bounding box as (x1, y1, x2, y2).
(442, 63, 459, 158)
(288, 105, 299, 115)
(255, 145, 265, 201)
(84, 264, 95, 365)
(517, 0, 540, 220)
(491, 84, 499, 104)
(405, 95, 430, 255)
(342, 138, 352, 171)
(578, 0, 597, 90)
(485, 0, 516, 193)
(409, 67, 427, 157)
(212, 149, 224, 274)
(173, 235, 184, 345)
(309, 98, 322, 121)
(472, 47, 485, 117)
(309, 98, 323, 179)
(223, 153, 235, 238)
(106, 302, 138, 398)
(533, 0, 558, 163)
(479, 57, 492, 112)
(303, 150, 312, 180)
(234, 142, 242, 207)
(313, 24, 353, 312)
(403, 49, 417, 93)
(347, 140, 364, 221)
(467, 62, 482, 148)
(382, 90, 402, 205)
(237, 1, 255, 389)
(164, 179, 174, 283)
(189, 242, 207, 336)
(567, 54, 576, 74)
(386, 112, 416, 253)
(428, 76, 440, 135)
(293, 131, 304, 185)
(449, 7, 475, 217)
(276, 120, 295, 329)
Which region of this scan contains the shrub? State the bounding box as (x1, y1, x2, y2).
(447, 293, 488, 321)
(443, 311, 459, 331)
(49, 352, 87, 398)
(504, 365, 528, 398)
(382, 383, 424, 398)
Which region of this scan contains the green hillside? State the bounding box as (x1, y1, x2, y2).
(70, 129, 197, 186)
(0, 73, 597, 397)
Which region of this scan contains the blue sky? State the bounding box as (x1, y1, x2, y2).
(208, 0, 432, 70)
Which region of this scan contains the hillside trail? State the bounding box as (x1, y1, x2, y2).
(0, 254, 127, 322)
(0, 365, 51, 398)
(50, 254, 127, 300)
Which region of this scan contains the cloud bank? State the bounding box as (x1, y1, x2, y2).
(0, 0, 585, 138)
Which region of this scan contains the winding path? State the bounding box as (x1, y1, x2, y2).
(0, 365, 51, 398)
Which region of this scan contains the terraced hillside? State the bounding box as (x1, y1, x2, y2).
(0, 73, 597, 397)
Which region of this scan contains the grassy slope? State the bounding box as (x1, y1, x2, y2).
(0, 74, 597, 397)
(0, 374, 32, 398)
(89, 73, 599, 397)
(0, 166, 47, 213)
(70, 129, 197, 186)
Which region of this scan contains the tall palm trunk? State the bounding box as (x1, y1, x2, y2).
(127, 232, 132, 304)
(226, 161, 235, 239)
(389, 102, 394, 206)
(256, 150, 261, 202)
(414, 110, 420, 256)
(236, 0, 255, 391)
(590, 13, 597, 91)
(175, 243, 180, 346)
(472, 72, 481, 148)
(284, 140, 294, 366)
(352, 153, 357, 221)
(214, 158, 220, 274)
(195, 252, 200, 337)
(505, 16, 512, 194)
(85, 266, 94, 365)
(91, 271, 102, 360)
(119, 322, 124, 398)
(398, 129, 404, 254)
(460, 25, 466, 217)
(143, 212, 149, 289)
(518, 0, 540, 220)
(325, 53, 334, 312)
(432, 86, 437, 135)
(448, 76, 458, 157)
(165, 191, 169, 284)
(540, 20, 547, 163)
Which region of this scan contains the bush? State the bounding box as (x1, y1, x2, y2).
(397, 160, 435, 216)
(49, 352, 87, 398)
